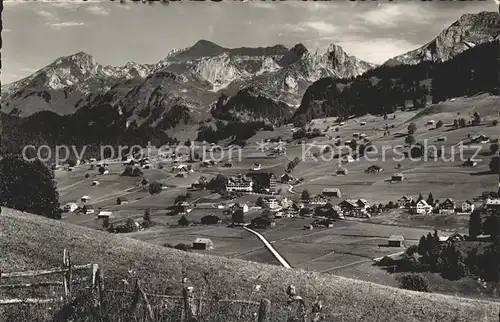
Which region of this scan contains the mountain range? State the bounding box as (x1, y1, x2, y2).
(1, 11, 498, 148)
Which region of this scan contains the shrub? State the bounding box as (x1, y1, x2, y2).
(98, 166, 105, 174)
(67, 159, 77, 167)
(121, 166, 134, 177)
(435, 120, 443, 128)
(396, 273, 430, 292)
(178, 215, 190, 227)
(149, 181, 163, 195)
(493, 120, 498, 126)
(378, 256, 396, 267)
(490, 143, 499, 155)
(0, 155, 60, 219)
(85, 173, 90, 178)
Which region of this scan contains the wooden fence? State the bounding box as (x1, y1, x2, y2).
(0, 249, 326, 321)
(0, 249, 99, 306)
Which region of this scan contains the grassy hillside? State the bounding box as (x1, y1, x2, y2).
(0, 208, 499, 321)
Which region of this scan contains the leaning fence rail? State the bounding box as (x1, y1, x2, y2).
(0, 249, 98, 306)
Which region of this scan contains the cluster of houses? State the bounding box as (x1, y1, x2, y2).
(398, 195, 475, 215)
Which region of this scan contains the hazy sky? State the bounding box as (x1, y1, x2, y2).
(3, 0, 496, 84)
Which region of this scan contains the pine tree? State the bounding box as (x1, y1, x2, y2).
(426, 193, 434, 206)
(418, 235, 427, 255)
(417, 193, 424, 203)
(468, 211, 482, 239)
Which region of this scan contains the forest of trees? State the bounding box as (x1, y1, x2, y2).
(196, 120, 273, 143)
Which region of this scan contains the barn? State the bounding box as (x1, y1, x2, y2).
(192, 238, 214, 250)
(388, 235, 405, 247)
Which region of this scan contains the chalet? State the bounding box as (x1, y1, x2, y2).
(323, 188, 341, 198)
(82, 205, 95, 215)
(172, 164, 189, 173)
(415, 200, 433, 215)
(391, 173, 404, 182)
(67, 167, 74, 172)
(226, 175, 253, 193)
(223, 162, 233, 168)
(388, 235, 405, 247)
(342, 155, 355, 163)
(470, 134, 489, 143)
(365, 165, 383, 173)
(92, 181, 100, 186)
(263, 197, 281, 211)
(436, 137, 447, 142)
(463, 159, 478, 167)
(251, 217, 276, 228)
(176, 201, 193, 215)
(356, 199, 369, 210)
(353, 133, 360, 138)
(116, 197, 129, 205)
(81, 195, 91, 203)
(63, 202, 78, 212)
(192, 238, 214, 250)
(97, 211, 114, 219)
(280, 197, 294, 209)
(230, 202, 249, 214)
(440, 198, 455, 213)
(461, 200, 474, 213)
(284, 203, 299, 217)
(338, 199, 369, 217)
(299, 207, 313, 217)
(176, 172, 188, 178)
(252, 163, 262, 171)
(336, 167, 348, 175)
(360, 122, 366, 126)
(398, 195, 413, 208)
(427, 120, 435, 125)
(281, 173, 293, 183)
(310, 194, 328, 206)
(103, 170, 110, 175)
(485, 198, 500, 211)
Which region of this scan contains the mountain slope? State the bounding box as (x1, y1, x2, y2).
(293, 40, 499, 124)
(385, 11, 499, 66)
(1, 207, 498, 322)
(1, 52, 155, 116)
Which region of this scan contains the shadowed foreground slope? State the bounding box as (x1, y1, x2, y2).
(0, 208, 498, 321)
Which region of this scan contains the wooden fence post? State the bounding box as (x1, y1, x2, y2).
(182, 286, 195, 322)
(136, 279, 155, 321)
(62, 249, 68, 298)
(257, 298, 271, 322)
(96, 269, 108, 322)
(286, 285, 307, 322)
(66, 252, 73, 299)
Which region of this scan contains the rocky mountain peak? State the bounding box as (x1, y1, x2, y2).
(384, 11, 499, 66)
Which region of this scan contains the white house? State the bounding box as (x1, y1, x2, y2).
(226, 175, 253, 193)
(415, 200, 433, 215)
(263, 197, 281, 211)
(97, 211, 114, 219)
(103, 170, 110, 175)
(63, 202, 78, 212)
(81, 195, 91, 203)
(252, 163, 262, 171)
(280, 197, 293, 209)
(461, 201, 474, 213)
(92, 181, 100, 186)
(310, 195, 328, 206)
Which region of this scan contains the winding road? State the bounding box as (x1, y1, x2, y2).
(243, 226, 292, 269)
